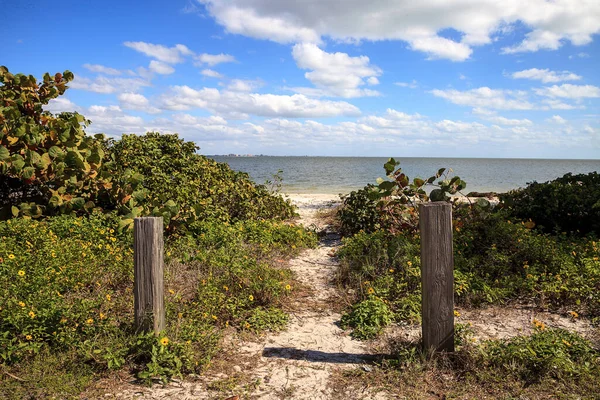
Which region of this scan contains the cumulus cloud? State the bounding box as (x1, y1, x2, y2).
(158, 85, 361, 118)
(431, 87, 534, 110)
(201, 69, 223, 78)
(197, 0, 600, 61)
(226, 79, 263, 92)
(148, 60, 176, 75)
(482, 116, 533, 126)
(195, 53, 236, 66)
(291, 43, 381, 98)
(70, 76, 151, 94)
(534, 84, 600, 99)
(83, 64, 122, 75)
(511, 68, 582, 83)
(118, 92, 161, 114)
(547, 115, 567, 124)
(124, 41, 193, 63)
(44, 97, 81, 114)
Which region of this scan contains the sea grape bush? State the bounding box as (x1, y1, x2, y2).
(0, 66, 108, 219)
(0, 66, 297, 231)
(339, 158, 468, 235)
(501, 172, 600, 236)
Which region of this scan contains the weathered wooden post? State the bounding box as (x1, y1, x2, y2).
(134, 217, 165, 334)
(419, 202, 454, 353)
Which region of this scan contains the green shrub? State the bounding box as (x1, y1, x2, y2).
(481, 327, 599, 382)
(341, 297, 394, 340)
(337, 231, 422, 324)
(102, 133, 297, 231)
(338, 184, 386, 236)
(501, 172, 600, 236)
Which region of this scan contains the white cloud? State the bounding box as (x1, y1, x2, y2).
(195, 53, 236, 66)
(198, 0, 600, 60)
(395, 80, 418, 89)
(148, 60, 175, 75)
(511, 68, 581, 83)
(44, 97, 81, 114)
(83, 64, 122, 75)
(86, 105, 146, 136)
(159, 85, 361, 118)
(483, 116, 533, 126)
(431, 87, 534, 110)
(226, 79, 263, 92)
(124, 41, 193, 63)
(291, 43, 381, 98)
(70, 76, 151, 94)
(547, 115, 567, 124)
(534, 84, 600, 99)
(118, 93, 161, 114)
(201, 69, 223, 78)
(367, 77, 379, 85)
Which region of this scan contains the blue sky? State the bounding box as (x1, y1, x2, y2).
(2, 0, 599, 158)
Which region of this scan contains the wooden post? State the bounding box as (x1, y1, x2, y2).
(134, 217, 165, 334)
(419, 202, 454, 353)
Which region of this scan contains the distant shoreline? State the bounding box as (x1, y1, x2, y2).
(207, 155, 600, 161)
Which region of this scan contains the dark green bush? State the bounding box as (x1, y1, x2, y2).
(501, 172, 600, 236)
(102, 133, 297, 231)
(338, 184, 386, 236)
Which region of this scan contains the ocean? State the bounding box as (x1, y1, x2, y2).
(209, 156, 600, 195)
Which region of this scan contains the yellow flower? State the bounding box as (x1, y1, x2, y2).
(568, 310, 579, 319)
(285, 284, 291, 291)
(562, 340, 572, 347)
(160, 337, 169, 346)
(28, 311, 35, 318)
(25, 335, 32, 340)
(532, 318, 546, 331)
(99, 312, 106, 320)
(454, 310, 461, 317)
(249, 295, 254, 301)
(367, 287, 375, 295)
(106, 294, 111, 301)
(169, 289, 175, 294)
(211, 315, 218, 320)
(223, 285, 229, 291)
(389, 269, 394, 273)
(18, 301, 25, 307)
(60, 318, 67, 324)
(86, 318, 94, 325)
(407, 261, 412, 267)
(109, 229, 114, 234)
(245, 322, 251, 329)
(8, 254, 15, 260)
(17, 270, 25, 277)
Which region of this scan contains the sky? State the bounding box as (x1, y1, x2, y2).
(2, 0, 600, 158)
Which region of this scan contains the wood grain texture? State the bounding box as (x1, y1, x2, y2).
(134, 217, 165, 334)
(419, 202, 454, 353)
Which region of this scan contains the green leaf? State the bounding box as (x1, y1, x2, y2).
(0, 146, 9, 160)
(48, 146, 64, 158)
(11, 206, 19, 217)
(413, 178, 425, 187)
(430, 189, 445, 202)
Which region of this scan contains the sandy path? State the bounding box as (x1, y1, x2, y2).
(111, 194, 385, 400)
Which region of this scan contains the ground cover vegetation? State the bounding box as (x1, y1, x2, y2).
(0, 66, 317, 398)
(336, 160, 600, 396)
